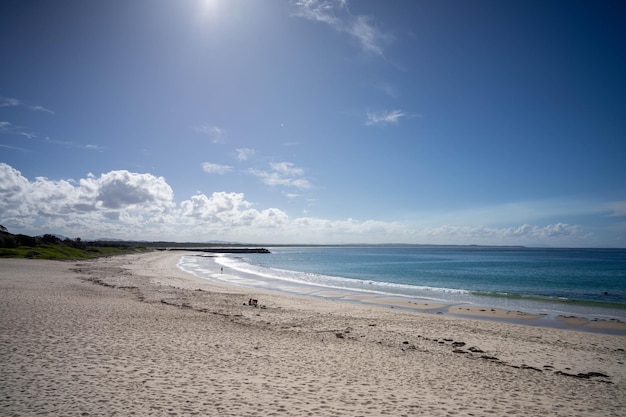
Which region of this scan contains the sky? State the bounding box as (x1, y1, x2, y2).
(1, 0, 625, 247)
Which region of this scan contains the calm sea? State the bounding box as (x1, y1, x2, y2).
(178, 246, 626, 321)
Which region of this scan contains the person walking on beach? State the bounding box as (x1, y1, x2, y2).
(220, 267, 223, 274)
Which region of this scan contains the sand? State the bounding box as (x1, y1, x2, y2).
(1, 251, 625, 416)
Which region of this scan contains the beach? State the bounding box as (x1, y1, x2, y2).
(1, 251, 625, 416)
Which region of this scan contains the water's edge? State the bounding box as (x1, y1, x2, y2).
(177, 254, 626, 336)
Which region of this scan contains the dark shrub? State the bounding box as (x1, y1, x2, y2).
(41, 234, 61, 245)
(16, 234, 37, 247)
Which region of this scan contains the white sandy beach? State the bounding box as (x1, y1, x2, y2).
(1, 251, 625, 416)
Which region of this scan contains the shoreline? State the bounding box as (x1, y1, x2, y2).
(181, 253, 626, 335)
(2, 251, 626, 416)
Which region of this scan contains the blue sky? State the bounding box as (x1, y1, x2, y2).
(1, 0, 625, 247)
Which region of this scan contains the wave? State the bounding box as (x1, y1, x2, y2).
(180, 254, 626, 321)
(470, 290, 626, 311)
(211, 255, 469, 301)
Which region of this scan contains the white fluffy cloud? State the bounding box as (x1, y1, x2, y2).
(0, 163, 31, 216)
(0, 162, 588, 245)
(180, 192, 289, 228)
(0, 163, 174, 236)
(94, 171, 174, 211)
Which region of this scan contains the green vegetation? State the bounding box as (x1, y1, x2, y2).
(0, 227, 148, 260)
(0, 244, 147, 260)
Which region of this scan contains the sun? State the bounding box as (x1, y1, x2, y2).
(199, 0, 219, 15)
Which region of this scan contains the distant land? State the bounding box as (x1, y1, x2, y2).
(0, 227, 272, 259)
(0, 225, 537, 251)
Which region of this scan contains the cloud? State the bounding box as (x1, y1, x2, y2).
(0, 163, 295, 241)
(0, 143, 28, 152)
(0, 163, 30, 203)
(249, 162, 311, 189)
(180, 192, 289, 229)
(292, 0, 341, 25)
(1, 98, 96, 149)
(181, 192, 251, 222)
(365, 109, 407, 126)
(0, 121, 16, 132)
(423, 223, 580, 242)
(292, 0, 391, 56)
(28, 105, 55, 115)
(0, 97, 20, 107)
(0, 96, 54, 114)
(0, 163, 174, 234)
(0, 162, 606, 246)
(0, 121, 36, 139)
(236, 148, 255, 161)
(94, 171, 174, 211)
(202, 162, 233, 175)
(1, 121, 101, 151)
(270, 162, 304, 176)
(195, 123, 225, 143)
(348, 15, 387, 56)
(83, 144, 104, 152)
(607, 201, 626, 217)
(42, 136, 104, 151)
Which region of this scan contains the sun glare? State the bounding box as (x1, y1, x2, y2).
(199, 0, 219, 17)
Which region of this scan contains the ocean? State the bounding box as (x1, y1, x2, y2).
(178, 246, 626, 322)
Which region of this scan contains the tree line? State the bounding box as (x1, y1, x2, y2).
(0, 226, 127, 250)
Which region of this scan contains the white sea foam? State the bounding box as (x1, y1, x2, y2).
(203, 255, 470, 303)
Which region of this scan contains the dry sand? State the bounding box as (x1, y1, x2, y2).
(1, 251, 625, 416)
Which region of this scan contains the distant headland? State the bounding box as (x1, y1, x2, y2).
(163, 247, 271, 254)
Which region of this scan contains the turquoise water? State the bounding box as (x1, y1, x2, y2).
(180, 246, 626, 321)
